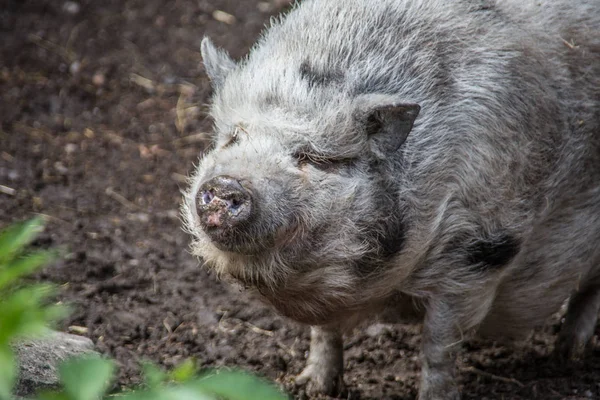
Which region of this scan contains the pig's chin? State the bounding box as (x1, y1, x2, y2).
(209, 237, 266, 256)
(204, 219, 303, 256)
(222, 267, 361, 326)
(201, 226, 275, 256)
(197, 239, 368, 326)
(192, 220, 377, 325)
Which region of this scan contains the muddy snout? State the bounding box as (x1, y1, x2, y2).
(196, 175, 253, 243)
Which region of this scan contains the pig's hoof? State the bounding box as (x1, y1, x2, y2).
(418, 388, 461, 400)
(295, 363, 344, 397)
(554, 333, 594, 363)
(418, 380, 460, 400)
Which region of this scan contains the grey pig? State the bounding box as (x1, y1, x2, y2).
(182, 0, 600, 398)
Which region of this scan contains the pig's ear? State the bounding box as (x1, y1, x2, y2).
(201, 37, 236, 89)
(357, 95, 420, 154)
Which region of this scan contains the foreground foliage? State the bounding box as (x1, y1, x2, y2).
(0, 218, 288, 400)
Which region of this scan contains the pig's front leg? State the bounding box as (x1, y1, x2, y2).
(295, 325, 344, 396)
(419, 299, 464, 400)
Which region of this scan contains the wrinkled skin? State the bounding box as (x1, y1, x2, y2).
(182, 0, 600, 398)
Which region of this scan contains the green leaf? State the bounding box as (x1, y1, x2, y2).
(0, 217, 45, 265)
(42, 303, 70, 330)
(59, 355, 115, 400)
(169, 359, 197, 383)
(0, 284, 61, 345)
(161, 386, 216, 400)
(191, 370, 289, 400)
(0, 345, 16, 400)
(141, 362, 167, 389)
(0, 219, 291, 400)
(0, 249, 58, 291)
(119, 386, 215, 400)
(35, 390, 71, 400)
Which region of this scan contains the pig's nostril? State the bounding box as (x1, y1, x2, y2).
(201, 190, 215, 205)
(196, 175, 253, 231)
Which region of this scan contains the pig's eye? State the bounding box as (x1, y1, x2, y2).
(292, 151, 353, 172)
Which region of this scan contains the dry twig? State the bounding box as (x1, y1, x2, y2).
(27, 34, 76, 62)
(172, 133, 210, 147)
(130, 73, 155, 91)
(463, 366, 525, 387)
(560, 36, 579, 49)
(0, 185, 16, 196)
(105, 187, 139, 210)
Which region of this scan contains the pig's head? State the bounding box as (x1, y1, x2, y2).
(182, 38, 420, 325)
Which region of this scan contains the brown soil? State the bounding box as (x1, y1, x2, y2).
(0, 1, 598, 399)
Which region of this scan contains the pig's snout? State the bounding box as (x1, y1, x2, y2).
(196, 175, 253, 239)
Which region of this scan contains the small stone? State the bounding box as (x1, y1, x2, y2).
(54, 161, 68, 175)
(163, 209, 180, 220)
(257, 2, 273, 12)
(69, 60, 81, 75)
(62, 1, 80, 15)
(92, 72, 105, 87)
(142, 174, 155, 183)
(212, 10, 236, 25)
(127, 212, 150, 223)
(14, 331, 96, 397)
(163, 75, 176, 85)
(67, 326, 88, 335)
(65, 143, 77, 154)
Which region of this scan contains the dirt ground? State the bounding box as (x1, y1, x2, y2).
(1, 1, 599, 399)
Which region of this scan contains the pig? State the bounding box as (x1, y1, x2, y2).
(182, 0, 600, 398)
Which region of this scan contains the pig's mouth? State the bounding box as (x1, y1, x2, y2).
(195, 196, 305, 256)
(206, 219, 304, 257)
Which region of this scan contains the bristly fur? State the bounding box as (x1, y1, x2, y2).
(182, 0, 600, 398)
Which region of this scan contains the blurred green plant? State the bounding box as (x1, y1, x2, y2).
(0, 217, 65, 399)
(0, 218, 289, 400)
